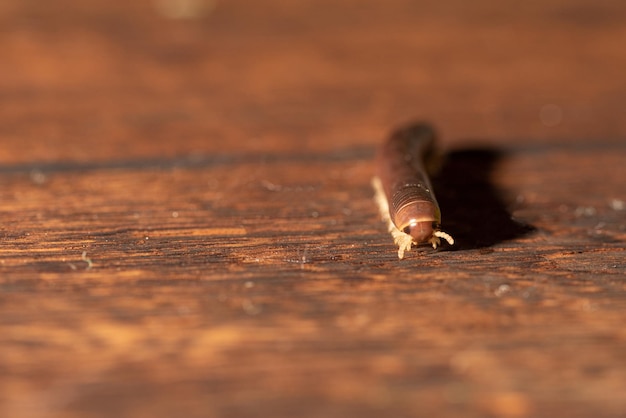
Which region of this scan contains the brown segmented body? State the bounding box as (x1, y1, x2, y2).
(373, 123, 453, 258)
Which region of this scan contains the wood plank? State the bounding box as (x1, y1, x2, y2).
(1, 0, 625, 417)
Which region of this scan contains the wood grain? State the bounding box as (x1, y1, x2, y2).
(1, 0, 625, 417)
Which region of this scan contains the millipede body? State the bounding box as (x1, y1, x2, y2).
(372, 123, 454, 259)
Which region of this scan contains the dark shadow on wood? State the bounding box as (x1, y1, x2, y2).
(433, 147, 534, 250)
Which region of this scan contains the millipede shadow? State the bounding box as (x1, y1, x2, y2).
(433, 147, 534, 250)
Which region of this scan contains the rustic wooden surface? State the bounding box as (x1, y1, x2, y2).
(1, 0, 625, 417)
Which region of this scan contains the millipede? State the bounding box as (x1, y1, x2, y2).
(372, 122, 454, 259)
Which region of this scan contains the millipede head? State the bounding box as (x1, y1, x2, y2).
(403, 220, 437, 245)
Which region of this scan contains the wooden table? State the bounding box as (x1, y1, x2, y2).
(1, 0, 625, 417)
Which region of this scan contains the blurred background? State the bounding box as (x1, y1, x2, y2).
(1, 0, 625, 165)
